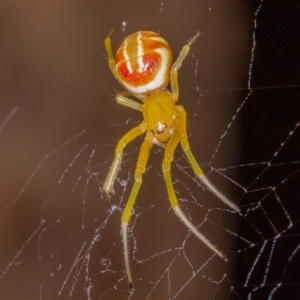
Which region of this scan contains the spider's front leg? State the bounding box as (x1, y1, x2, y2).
(103, 123, 146, 204)
(121, 137, 153, 288)
(176, 105, 240, 213)
(162, 132, 227, 260)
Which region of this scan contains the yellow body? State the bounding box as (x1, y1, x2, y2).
(142, 91, 175, 143)
(103, 26, 240, 288)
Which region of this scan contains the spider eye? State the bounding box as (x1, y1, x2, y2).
(155, 123, 167, 134)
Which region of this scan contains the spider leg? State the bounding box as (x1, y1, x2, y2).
(104, 26, 120, 81)
(170, 32, 200, 102)
(103, 123, 146, 204)
(162, 131, 227, 260)
(116, 91, 143, 111)
(176, 105, 240, 213)
(121, 137, 153, 288)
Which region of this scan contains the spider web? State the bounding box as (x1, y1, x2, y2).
(0, 0, 299, 299)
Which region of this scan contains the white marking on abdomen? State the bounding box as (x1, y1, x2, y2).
(123, 37, 132, 73)
(121, 47, 169, 94)
(137, 32, 145, 73)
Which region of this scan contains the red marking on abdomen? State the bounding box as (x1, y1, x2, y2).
(117, 52, 161, 87)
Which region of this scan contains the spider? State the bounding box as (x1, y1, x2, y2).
(103, 26, 240, 288)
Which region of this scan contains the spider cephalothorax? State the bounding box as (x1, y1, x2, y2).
(142, 91, 176, 144)
(103, 26, 240, 288)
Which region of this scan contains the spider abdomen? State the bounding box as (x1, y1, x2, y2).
(115, 31, 173, 95)
(104, 28, 239, 288)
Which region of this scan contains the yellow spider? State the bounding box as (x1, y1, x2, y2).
(103, 26, 240, 288)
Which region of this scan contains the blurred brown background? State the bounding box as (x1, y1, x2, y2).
(0, 0, 252, 299)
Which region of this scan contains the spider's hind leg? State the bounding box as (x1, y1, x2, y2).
(116, 91, 143, 111)
(104, 25, 119, 80)
(170, 32, 200, 102)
